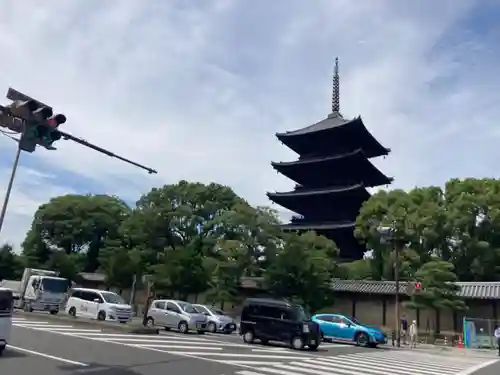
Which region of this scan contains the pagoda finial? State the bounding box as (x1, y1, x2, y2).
(332, 57, 340, 114)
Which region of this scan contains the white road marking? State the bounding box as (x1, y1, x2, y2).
(131, 344, 223, 350)
(8, 345, 88, 366)
(160, 352, 310, 358)
(233, 351, 499, 375)
(20, 316, 491, 375)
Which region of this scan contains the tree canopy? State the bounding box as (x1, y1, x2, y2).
(4, 177, 498, 314)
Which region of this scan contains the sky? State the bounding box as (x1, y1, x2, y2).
(0, 0, 499, 252)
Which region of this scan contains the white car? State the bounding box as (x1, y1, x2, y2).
(65, 287, 132, 323)
(146, 299, 208, 334)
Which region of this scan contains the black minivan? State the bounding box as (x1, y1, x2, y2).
(239, 298, 320, 350)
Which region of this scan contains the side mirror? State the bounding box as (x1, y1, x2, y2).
(204, 312, 210, 316)
(93, 298, 100, 303)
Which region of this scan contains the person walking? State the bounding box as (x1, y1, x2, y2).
(409, 320, 418, 348)
(494, 325, 500, 356)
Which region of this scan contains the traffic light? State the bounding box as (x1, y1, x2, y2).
(414, 282, 422, 292)
(5, 89, 66, 151)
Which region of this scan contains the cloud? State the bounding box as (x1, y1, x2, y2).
(0, 0, 497, 251)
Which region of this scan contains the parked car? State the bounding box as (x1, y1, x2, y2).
(192, 304, 237, 334)
(312, 313, 387, 347)
(146, 299, 208, 334)
(65, 288, 132, 323)
(239, 298, 320, 350)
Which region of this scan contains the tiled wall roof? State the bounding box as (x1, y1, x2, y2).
(331, 279, 500, 300)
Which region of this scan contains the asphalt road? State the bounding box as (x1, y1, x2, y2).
(3, 315, 499, 375)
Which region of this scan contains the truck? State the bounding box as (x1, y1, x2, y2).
(10, 268, 70, 314)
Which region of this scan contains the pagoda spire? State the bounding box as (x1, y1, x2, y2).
(331, 57, 340, 115)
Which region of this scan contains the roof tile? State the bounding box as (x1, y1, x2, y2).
(331, 280, 500, 300)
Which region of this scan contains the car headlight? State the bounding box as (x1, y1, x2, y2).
(302, 324, 310, 333)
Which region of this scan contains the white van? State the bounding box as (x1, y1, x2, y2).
(65, 288, 132, 323)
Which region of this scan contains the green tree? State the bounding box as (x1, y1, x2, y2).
(132, 181, 245, 255)
(0, 244, 23, 280)
(406, 260, 466, 333)
(98, 245, 144, 291)
(150, 247, 210, 300)
(338, 258, 372, 280)
(204, 239, 247, 308)
(443, 178, 500, 281)
(264, 231, 338, 313)
(22, 194, 131, 272)
(356, 179, 500, 282)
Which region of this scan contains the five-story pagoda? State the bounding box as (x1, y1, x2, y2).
(267, 58, 392, 260)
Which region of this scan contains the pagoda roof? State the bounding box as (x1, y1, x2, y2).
(281, 220, 355, 231)
(267, 184, 368, 219)
(268, 183, 368, 199)
(276, 112, 390, 159)
(271, 148, 393, 188)
(282, 219, 366, 260)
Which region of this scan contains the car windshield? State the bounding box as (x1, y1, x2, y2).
(101, 292, 125, 304)
(194, 305, 210, 314)
(179, 302, 198, 313)
(291, 304, 310, 321)
(41, 278, 68, 294)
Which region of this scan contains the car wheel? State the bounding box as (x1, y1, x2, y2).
(309, 343, 319, 350)
(0, 346, 5, 356)
(68, 307, 76, 317)
(320, 331, 325, 341)
(178, 321, 189, 334)
(50, 310, 58, 315)
(261, 338, 269, 345)
(356, 332, 369, 347)
(207, 322, 217, 333)
(243, 330, 255, 343)
(97, 311, 106, 321)
(291, 336, 305, 350)
(146, 317, 155, 327)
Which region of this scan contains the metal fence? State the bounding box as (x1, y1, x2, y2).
(463, 317, 498, 349)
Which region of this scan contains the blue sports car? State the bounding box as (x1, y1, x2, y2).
(312, 313, 387, 347)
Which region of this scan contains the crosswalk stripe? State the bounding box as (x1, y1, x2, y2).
(96, 338, 223, 344)
(332, 352, 476, 369)
(232, 350, 497, 375)
(131, 344, 223, 350)
(294, 360, 443, 375)
(313, 355, 471, 372)
(16, 316, 496, 375)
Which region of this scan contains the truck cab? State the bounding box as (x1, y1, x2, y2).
(13, 268, 69, 314)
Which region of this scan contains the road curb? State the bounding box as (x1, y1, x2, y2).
(14, 311, 159, 335)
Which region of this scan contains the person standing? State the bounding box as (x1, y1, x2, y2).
(494, 325, 500, 356)
(401, 315, 408, 345)
(409, 320, 418, 348)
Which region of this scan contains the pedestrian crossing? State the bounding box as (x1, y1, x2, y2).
(233, 350, 499, 375)
(12, 317, 313, 365)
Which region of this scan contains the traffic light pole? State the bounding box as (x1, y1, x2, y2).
(0, 125, 24, 237)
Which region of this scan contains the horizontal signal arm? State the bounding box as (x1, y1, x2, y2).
(58, 130, 157, 174)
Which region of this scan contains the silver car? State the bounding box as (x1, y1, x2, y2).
(193, 304, 237, 334)
(146, 299, 208, 334)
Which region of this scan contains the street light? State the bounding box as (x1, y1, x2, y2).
(377, 223, 402, 347)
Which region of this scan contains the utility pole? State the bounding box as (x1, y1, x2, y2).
(0, 124, 24, 235)
(0, 88, 158, 237)
(394, 238, 401, 347)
